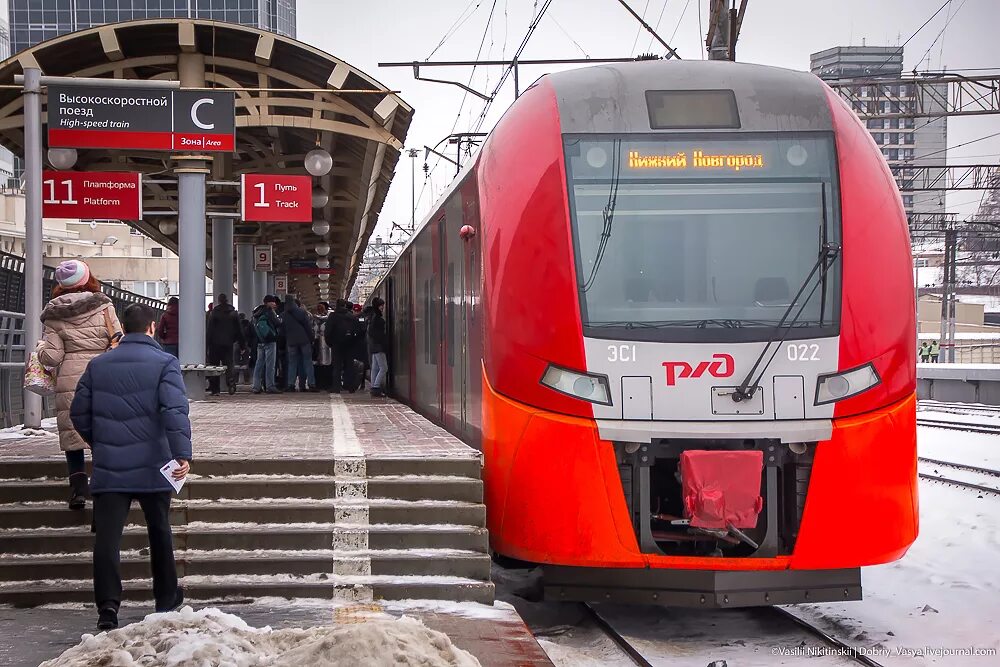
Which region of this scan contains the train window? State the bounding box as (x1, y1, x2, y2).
(564, 133, 841, 342)
(645, 90, 739, 130)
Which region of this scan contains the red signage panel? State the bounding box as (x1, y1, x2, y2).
(42, 171, 142, 220)
(241, 174, 312, 223)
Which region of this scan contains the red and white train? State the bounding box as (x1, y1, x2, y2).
(373, 59, 917, 606)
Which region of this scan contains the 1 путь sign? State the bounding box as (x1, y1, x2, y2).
(241, 174, 312, 223)
(47, 86, 235, 152)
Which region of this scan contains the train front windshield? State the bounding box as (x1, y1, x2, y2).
(564, 134, 842, 341)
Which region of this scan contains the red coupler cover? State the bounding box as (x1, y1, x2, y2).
(680, 450, 764, 529)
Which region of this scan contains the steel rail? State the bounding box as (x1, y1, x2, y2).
(916, 418, 1000, 435)
(769, 607, 888, 667)
(582, 604, 653, 667)
(919, 456, 1000, 478)
(918, 472, 1000, 495)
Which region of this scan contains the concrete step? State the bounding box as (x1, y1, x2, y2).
(0, 523, 490, 554)
(0, 499, 487, 530)
(0, 476, 483, 504)
(0, 549, 492, 582)
(0, 457, 482, 481)
(0, 576, 496, 606)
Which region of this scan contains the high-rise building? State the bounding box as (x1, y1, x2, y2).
(811, 46, 947, 219)
(8, 0, 297, 57)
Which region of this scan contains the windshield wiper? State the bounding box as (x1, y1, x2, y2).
(731, 241, 842, 403)
(582, 138, 622, 293)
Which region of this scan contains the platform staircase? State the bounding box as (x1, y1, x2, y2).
(0, 456, 494, 606)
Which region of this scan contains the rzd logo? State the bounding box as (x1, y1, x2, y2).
(662, 354, 734, 386)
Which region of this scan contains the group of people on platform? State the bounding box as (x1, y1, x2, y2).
(139, 291, 390, 399)
(918, 340, 942, 363)
(247, 294, 388, 397)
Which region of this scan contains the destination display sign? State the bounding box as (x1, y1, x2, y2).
(240, 174, 312, 223)
(47, 86, 235, 152)
(289, 259, 334, 275)
(41, 171, 142, 220)
(627, 149, 766, 171)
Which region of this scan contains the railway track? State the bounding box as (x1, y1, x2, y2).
(918, 456, 1000, 495)
(916, 417, 1000, 434)
(582, 603, 888, 667)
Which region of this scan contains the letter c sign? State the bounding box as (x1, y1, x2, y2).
(191, 98, 215, 130)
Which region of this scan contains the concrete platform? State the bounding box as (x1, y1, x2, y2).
(0, 599, 553, 667)
(0, 391, 493, 606)
(917, 362, 1000, 404)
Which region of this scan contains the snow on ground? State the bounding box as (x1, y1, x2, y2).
(791, 480, 1000, 666)
(918, 424, 1000, 469)
(38, 606, 480, 667)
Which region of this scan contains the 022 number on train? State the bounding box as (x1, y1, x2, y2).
(787, 343, 820, 361)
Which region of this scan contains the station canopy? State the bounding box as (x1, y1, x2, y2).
(0, 19, 412, 300)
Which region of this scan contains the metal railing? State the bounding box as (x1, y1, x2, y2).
(0, 309, 52, 428)
(0, 251, 165, 319)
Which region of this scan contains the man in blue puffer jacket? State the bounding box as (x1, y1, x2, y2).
(71, 303, 192, 631)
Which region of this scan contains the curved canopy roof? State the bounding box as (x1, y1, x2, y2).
(0, 19, 412, 298)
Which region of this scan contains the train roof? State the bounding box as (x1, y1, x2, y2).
(547, 59, 834, 134)
(374, 60, 837, 292)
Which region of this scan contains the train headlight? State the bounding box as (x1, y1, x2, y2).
(814, 363, 881, 405)
(540, 364, 612, 406)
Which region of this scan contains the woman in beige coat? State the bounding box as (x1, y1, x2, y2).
(37, 260, 122, 509)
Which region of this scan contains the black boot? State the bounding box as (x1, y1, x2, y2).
(97, 605, 118, 631)
(156, 586, 184, 613)
(68, 472, 89, 510)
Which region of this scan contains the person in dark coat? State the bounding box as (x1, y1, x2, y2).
(283, 298, 317, 391)
(352, 303, 367, 391)
(206, 294, 245, 395)
(158, 297, 179, 357)
(324, 299, 356, 393)
(367, 296, 388, 397)
(251, 296, 282, 394)
(70, 304, 191, 631)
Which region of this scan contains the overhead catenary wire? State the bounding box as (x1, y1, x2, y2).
(644, 0, 672, 52)
(668, 0, 694, 46)
(548, 12, 591, 58)
(418, 0, 500, 213)
(629, 0, 653, 56)
(859, 0, 954, 81)
(916, 0, 966, 71)
(697, 0, 704, 59)
(472, 0, 556, 133)
(426, 0, 485, 60)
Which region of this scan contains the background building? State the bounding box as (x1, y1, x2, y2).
(811, 45, 947, 220)
(8, 0, 296, 57)
(0, 189, 180, 300)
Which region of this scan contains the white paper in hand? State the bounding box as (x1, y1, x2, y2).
(159, 460, 186, 494)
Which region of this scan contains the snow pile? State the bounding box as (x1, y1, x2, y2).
(40, 606, 481, 667)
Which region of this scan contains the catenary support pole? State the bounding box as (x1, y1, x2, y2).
(236, 244, 254, 316)
(22, 67, 42, 428)
(211, 218, 234, 306)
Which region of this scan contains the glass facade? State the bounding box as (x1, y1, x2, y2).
(8, 0, 297, 57)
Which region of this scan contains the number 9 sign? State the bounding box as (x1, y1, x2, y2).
(254, 244, 272, 271)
